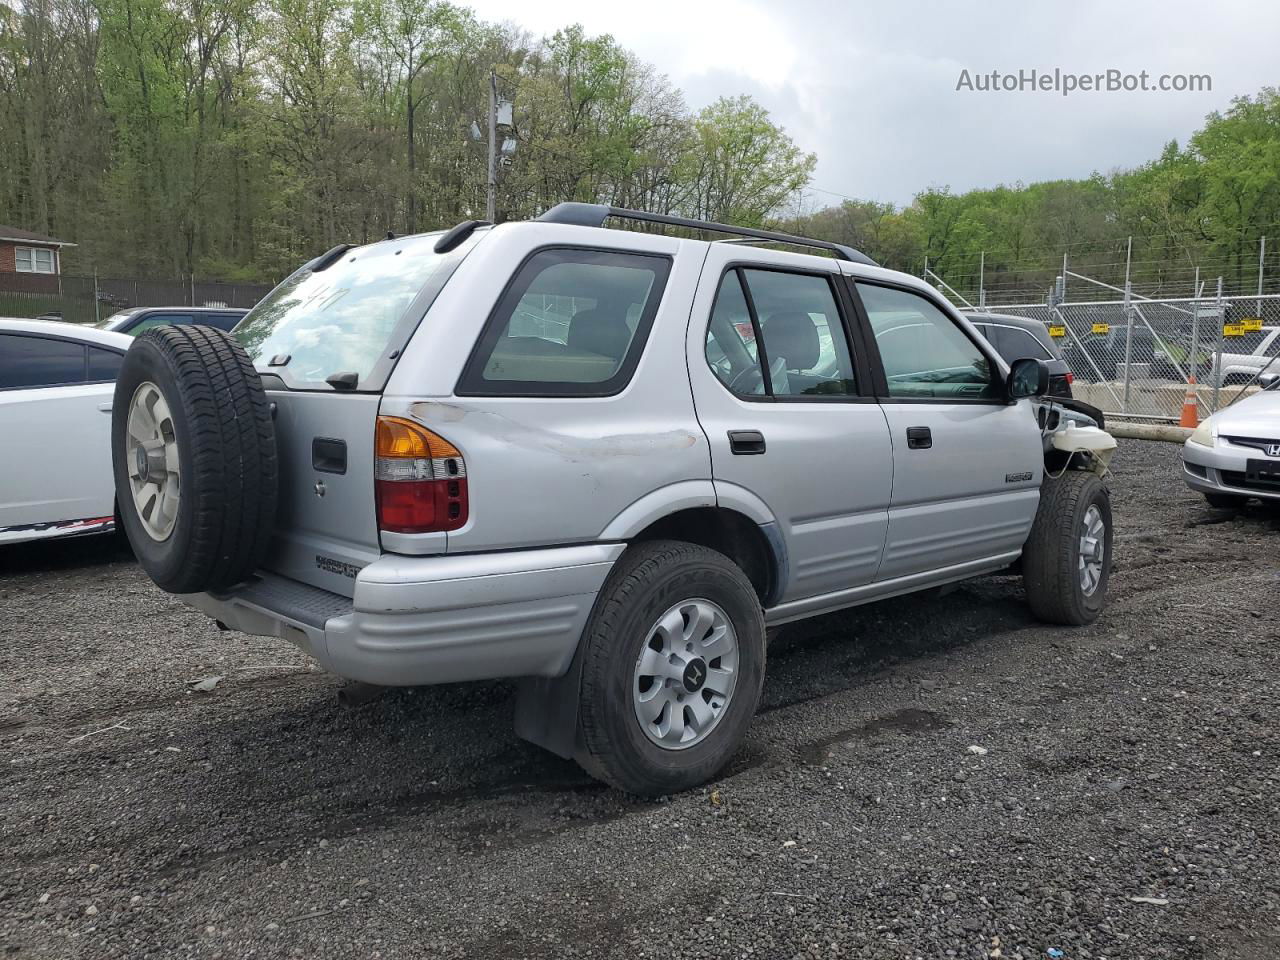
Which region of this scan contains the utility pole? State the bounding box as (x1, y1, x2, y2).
(486, 70, 497, 223)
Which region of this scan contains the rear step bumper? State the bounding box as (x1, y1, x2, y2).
(186, 543, 625, 686)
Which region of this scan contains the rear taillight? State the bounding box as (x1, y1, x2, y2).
(1065, 372, 1075, 384)
(374, 416, 468, 534)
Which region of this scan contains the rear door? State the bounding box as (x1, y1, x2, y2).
(0, 333, 116, 537)
(231, 232, 477, 597)
(687, 245, 893, 604)
(847, 279, 1043, 581)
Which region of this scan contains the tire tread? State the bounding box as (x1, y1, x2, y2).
(577, 540, 764, 795)
(114, 325, 276, 593)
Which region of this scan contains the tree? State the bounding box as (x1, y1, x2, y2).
(682, 95, 815, 226)
(354, 0, 462, 233)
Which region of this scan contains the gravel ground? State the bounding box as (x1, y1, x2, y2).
(2, 439, 1279, 960)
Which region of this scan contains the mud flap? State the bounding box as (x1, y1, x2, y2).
(513, 649, 585, 760)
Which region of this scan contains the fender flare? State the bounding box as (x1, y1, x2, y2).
(597, 480, 717, 540)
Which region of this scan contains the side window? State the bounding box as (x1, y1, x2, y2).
(857, 284, 999, 400)
(459, 248, 671, 396)
(993, 325, 1052, 362)
(704, 268, 857, 399)
(0, 334, 87, 389)
(88, 347, 125, 382)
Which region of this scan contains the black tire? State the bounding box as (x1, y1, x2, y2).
(111, 325, 277, 593)
(576, 540, 765, 796)
(1022, 469, 1112, 626)
(1204, 492, 1247, 510)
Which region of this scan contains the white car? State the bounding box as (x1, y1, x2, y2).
(0, 318, 133, 545)
(1183, 381, 1280, 507)
(1211, 325, 1279, 386)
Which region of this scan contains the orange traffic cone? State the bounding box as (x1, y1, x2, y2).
(1179, 375, 1199, 428)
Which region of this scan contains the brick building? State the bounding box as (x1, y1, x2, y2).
(0, 226, 75, 293)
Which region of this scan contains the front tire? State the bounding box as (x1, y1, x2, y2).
(576, 541, 765, 796)
(1023, 470, 1112, 625)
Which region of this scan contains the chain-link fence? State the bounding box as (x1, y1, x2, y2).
(975, 292, 1280, 422)
(0, 273, 272, 326)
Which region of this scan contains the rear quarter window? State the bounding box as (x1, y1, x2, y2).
(993, 325, 1053, 362)
(457, 248, 671, 397)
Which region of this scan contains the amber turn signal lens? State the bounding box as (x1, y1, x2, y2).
(375, 416, 461, 459)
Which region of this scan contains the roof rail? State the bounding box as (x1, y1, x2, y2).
(536, 203, 878, 266)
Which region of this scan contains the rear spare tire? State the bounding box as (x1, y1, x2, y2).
(111, 325, 277, 593)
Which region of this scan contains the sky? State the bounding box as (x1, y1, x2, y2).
(464, 0, 1280, 210)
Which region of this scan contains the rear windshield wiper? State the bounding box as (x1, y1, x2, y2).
(326, 371, 359, 390)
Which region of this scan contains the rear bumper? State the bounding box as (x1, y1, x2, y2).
(1182, 440, 1280, 502)
(186, 543, 624, 686)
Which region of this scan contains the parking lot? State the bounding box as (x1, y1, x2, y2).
(2, 439, 1278, 959)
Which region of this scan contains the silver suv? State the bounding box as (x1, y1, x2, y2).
(110, 205, 1116, 795)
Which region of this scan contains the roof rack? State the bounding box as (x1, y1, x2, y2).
(535, 203, 877, 266)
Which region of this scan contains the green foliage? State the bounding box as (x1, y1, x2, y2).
(2, 0, 1278, 297)
(0, 2, 815, 280)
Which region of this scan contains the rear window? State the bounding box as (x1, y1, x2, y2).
(993, 325, 1054, 362)
(457, 248, 671, 397)
(235, 235, 460, 390)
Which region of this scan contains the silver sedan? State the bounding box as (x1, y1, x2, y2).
(1183, 384, 1280, 507)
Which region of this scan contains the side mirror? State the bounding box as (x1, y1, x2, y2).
(1007, 357, 1050, 400)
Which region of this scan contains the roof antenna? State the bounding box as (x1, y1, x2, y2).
(386, 231, 396, 240)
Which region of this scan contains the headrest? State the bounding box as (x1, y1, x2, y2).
(567, 307, 631, 360)
(763, 311, 820, 370)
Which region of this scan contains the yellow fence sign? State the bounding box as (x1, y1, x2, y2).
(1241, 316, 1263, 332)
(1091, 323, 1111, 334)
(1223, 323, 1246, 337)
(1048, 325, 1066, 338)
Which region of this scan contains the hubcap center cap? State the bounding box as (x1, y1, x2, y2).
(682, 658, 707, 693)
(135, 445, 150, 483)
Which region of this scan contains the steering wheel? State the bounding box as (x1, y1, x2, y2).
(729, 365, 765, 395)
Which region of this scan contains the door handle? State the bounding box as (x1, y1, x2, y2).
(97, 402, 113, 413)
(728, 430, 766, 455)
(906, 426, 932, 450)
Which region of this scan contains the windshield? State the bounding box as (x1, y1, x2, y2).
(235, 234, 452, 389)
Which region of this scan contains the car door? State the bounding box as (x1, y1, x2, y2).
(0, 333, 118, 537)
(846, 279, 1043, 582)
(687, 245, 893, 606)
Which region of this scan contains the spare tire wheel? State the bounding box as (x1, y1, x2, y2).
(111, 325, 277, 594)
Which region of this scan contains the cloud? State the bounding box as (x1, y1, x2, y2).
(466, 0, 1280, 206)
